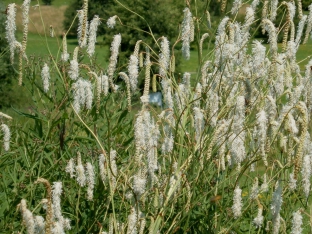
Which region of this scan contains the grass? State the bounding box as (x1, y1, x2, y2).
(19, 32, 109, 68)
(3, 1, 312, 233)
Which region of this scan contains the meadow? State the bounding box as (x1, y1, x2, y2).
(2, 0, 312, 233)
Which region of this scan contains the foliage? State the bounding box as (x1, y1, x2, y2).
(42, 0, 54, 5)
(0, 2, 24, 109)
(63, 0, 111, 37)
(2, 0, 312, 233)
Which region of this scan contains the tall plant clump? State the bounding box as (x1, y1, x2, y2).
(2, 0, 312, 233)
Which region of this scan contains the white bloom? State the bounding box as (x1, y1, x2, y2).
(84, 80, 93, 110)
(291, 210, 303, 234)
(108, 34, 122, 79)
(296, 15, 307, 45)
(253, 206, 264, 228)
(5, 3, 17, 63)
(73, 79, 93, 113)
(1, 124, 10, 151)
(110, 150, 118, 188)
(128, 55, 139, 91)
(159, 37, 170, 78)
(107, 15, 117, 28)
(99, 154, 107, 183)
(65, 158, 75, 178)
(134, 113, 145, 152)
(286, 1, 296, 21)
(20, 199, 35, 234)
(193, 83, 202, 107)
(63, 218, 71, 230)
(181, 8, 193, 60)
(183, 72, 191, 90)
(270, 0, 279, 21)
(21, 0, 31, 48)
(231, 0, 242, 15)
(77, 9, 88, 48)
(250, 178, 259, 200)
(68, 60, 79, 80)
(126, 207, 137, 234)
(271, 181, 283, 217)
(208, 89, 219, 127)
(133, 173, 146, 198)
(262, 19, 278, 55)
(76, 153, 86, 187)
(256, 110, 268, 165)
(289, 173, 297, 191)
(260, 173, 269, 192)
(166, 86, 174, 109)
(193, 107, 204, 143)
(52, 221, 65, 234)
(86, 162, 95, 201)
(232, 186, 242, 219)
(87, 15, 101, 57)
(61, 34, 69, 62)
(250, 0, 260, 10)
(41, 63, 50, 93)
(52, 182, 63, 220)
(34, 215, 45, 234)
(301, 155, 311, 198)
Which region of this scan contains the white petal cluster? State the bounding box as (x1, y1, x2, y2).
(295, 15, 307, 45)
(262, 19, 278, 54)
(271, 181, 283, 217)
(288, 172, 297, 191)
(256, 110, 268, 165)
(270, 0, 279, 21)
(107, 15, 117, 29)
(249, 178, 259, 200)
(160, 111, 175, 154)
(301, 155, 311, 198)
(231, 0, 242, 15)
(96, 74, 109, 96)
(181, 8, 193, 60)
(41, 63, 50, 93)
(86, 162, 95, 201)
(34, 216, 45, 234)
(87, 15, 101, 57)
(126, 207, 137, 234)
(159, 37, 170, 78)
(52, 182, 63, 220)
(110, 150, 118, 189)
(232, 186, 242, 219)
(77, 9, 88, 48)
(21, 0, 31, 46)
(1, 124, 11, 151)
(73, 79, 93, 113)
(133, 173, 146, 198)
(128, 55, 139, 92)
(61, 34, 69, 62)
(253, 206, 264, 228)
(291, 210, 303, 234)
(76, 153, 86, 187)
(5, 3, 17, 63)
(65, 158, 75, 178)
(250, 0, 260, 11)
(193, 107, 204, 143)
(99, 154, 107, 184)
(69, 60, 79, 80)
(108, 34, 122, 79)
(20, 199, 35, 234)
